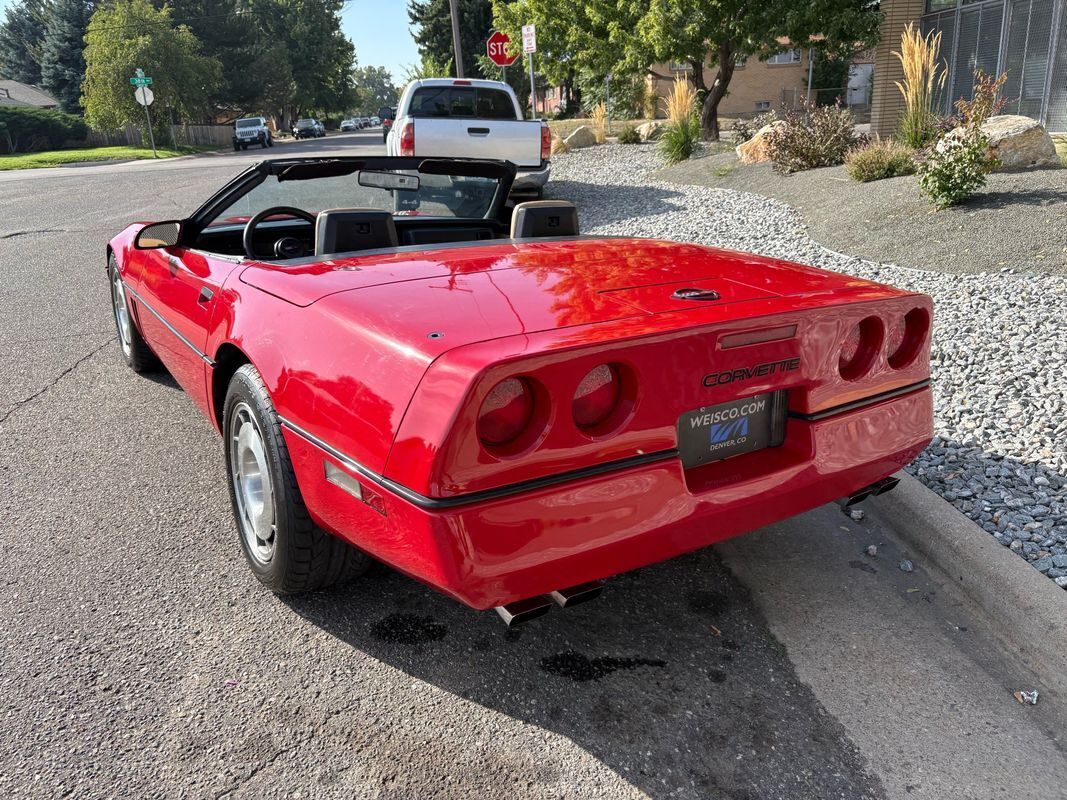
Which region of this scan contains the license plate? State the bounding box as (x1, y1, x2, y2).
(677, 391, 786, 468)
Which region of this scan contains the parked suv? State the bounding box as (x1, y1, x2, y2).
(232, 117, 273, 151)
(294, 118, 325, 139)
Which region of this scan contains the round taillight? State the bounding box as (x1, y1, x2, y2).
(888, 307, 929, 369)
(839, 316, 883, 380)
(573, 364, 622, 429)
(478, 377, 534, 446)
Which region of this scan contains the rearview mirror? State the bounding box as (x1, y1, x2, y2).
(135, 220, 183, 249)
(358, 170, 420, 192)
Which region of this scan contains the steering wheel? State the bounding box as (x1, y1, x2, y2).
(242, 206, 317, 259)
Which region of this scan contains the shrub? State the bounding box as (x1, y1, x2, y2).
(893, 24, 947, 148)
(590, 102, 607, 144)
(0, 107, 88, 153)
(729, 110, 777, 143)
(845, 138, 917, 182)
(765, 103, 861, 173)
(550, 135, 570, 156)
(954, 69, 1007, 128)
(617, 124, 640, 144)
(918, 130, 997, 208)
(658, 77, 700, 165)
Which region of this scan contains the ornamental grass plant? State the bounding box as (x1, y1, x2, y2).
(893, 24, 947, 148)
(659, 77, 700, 164)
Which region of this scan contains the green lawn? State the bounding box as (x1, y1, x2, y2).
(0, 144, 216, 171)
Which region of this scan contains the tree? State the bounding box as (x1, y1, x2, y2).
(82, 0, 222, 139)
(408, 0, 493, 79)
(0, 0, 49, 85)
(640, 0, 882, 139)
(40, 0, 94, 113)
(493, 0, 882, 138)
(352, 66, 397, 114)
(250, 0, 357, 120)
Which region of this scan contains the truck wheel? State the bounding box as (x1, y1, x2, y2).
(224, 363, 371, 594)
(108, 255, 160, 373)
(261, 136, 268, 149)
(233, 143, 240, 151)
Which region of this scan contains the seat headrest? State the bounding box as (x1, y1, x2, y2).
(510, 200, 579, 240)
(315, 208, 398, 256)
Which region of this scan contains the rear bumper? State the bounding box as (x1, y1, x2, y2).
(513, 162, 551, 190)
(283, 385, 932, 610)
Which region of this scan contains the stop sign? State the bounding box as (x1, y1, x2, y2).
(486, 31, 518, 67)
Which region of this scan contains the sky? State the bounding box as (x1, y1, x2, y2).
(0, 0, 422, 84)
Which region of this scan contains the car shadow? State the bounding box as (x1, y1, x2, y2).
(284, 544, 883, 800)
(963, 187, 1067, 210)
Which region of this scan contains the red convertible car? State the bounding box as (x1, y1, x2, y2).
(107, 156, 933, 624)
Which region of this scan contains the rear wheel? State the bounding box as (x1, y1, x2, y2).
(108, 255, 159, 372)
(224, 364, 370, 594)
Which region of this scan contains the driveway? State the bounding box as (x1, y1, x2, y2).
(0, 135, 1063, 799)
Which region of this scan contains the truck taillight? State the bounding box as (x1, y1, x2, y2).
(399, 121, 415, 156)
(540, 124, 551, 161)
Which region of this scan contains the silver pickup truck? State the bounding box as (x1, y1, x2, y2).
(385, 78, 551, 196)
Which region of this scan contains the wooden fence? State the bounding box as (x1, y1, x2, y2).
(85, 123, 233, 149)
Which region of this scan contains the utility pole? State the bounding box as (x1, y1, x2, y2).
(447, 0, 465, 78)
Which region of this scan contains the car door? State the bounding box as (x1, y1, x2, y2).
(131, 246, 240, 415)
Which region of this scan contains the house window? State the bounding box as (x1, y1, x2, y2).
(926, 0, 957, 11)
(755, 100, 771, 111)
(765, 49, 802, 65)
(734, 54, 748, 68)
(668, 61, 692, 72)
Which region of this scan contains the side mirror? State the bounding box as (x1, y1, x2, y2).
(134, 220, 183, 250)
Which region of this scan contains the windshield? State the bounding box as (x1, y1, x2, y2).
(205, 162, 505, 227)
(236, 119, 260, 128)
(296, 119, 314, 126)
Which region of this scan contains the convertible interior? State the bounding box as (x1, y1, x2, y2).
(183, 156, 579, 262)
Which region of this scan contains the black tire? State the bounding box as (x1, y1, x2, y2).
(223, 363, 371, 594)
(108, 255, 160, 373)
(233, 143, 240, 151)
(261, 138, 268, 149)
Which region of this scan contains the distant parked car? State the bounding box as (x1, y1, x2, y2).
(340, 118, 358, 132)
(371, 116, 380, 126)
(294, 118, 325, 139)
(232, 116, 273, 151)
(360, 117, 371, 128)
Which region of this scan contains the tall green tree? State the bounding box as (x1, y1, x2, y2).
(0, 0, 50, 85)
(40, 0, 94, 113)
(640, 0, 882, 138)
(250, 0, 356, 120)
(82, 0, 222, 139)
(352, 65, 397, 113)
(408, 0, 493, 79)
(494, 0, 882, 138)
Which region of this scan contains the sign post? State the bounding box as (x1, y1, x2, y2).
(130, 68, 157, 158)
(605, 72, 613, 135)
(522, 24, 537, 117)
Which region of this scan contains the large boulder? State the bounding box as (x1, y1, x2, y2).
(564, 125, 598, 149)
(735, 121, 785, 165)
(636, 120, 665, 141)
(946, 115, 1060, 170)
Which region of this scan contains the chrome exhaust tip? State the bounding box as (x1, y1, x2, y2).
(494, 595, 552, 627)
(549, 580, 605, 609)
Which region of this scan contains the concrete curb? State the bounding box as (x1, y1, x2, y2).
(869, 472, 1067, 698)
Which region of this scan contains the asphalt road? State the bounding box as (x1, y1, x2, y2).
(0, 130, 1064, 799)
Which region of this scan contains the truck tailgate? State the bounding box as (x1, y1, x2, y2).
(414, 118, 542, 167)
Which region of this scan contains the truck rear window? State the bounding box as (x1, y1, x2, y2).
(408, 87, 516, 120)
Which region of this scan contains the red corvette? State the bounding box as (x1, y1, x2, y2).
(107, 156, 933, 624)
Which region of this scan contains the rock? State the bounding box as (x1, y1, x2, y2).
(865, 544, 878, 557)
(1033, 555, 1054, 573)
(899, 559, 914, 573)
(636, 121, 665, 142)
(564, 125, 598, 149)
(735, 121, 784, 165)
(1052, 554, 1067, 568)
(1056, 576, 1067, 589)
(849, 508, 865, 522)
(947, 115, 1060, 170)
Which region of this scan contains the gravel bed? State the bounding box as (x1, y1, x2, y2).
(548, 143, 1067, 588)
